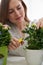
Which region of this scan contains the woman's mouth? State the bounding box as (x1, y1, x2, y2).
(16, 16, 22, 20)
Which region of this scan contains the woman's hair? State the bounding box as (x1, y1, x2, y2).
(0, 0, 30, 23)
(0, 0, 10, 23)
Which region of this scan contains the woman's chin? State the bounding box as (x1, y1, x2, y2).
(16, 16, 24, 22)
(16, 19, 24, 23)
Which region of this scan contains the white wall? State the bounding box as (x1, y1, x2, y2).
(23, 0, 43, 21)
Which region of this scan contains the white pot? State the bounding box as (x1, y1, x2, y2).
(0, 57, 4, 65)
(25, 49, 43, 65)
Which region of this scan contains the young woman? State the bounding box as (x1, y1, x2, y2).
(0, 0, 43, 56)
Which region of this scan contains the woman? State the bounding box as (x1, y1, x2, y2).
(0, 0, 43, 56)
(0, 0, 30, 56)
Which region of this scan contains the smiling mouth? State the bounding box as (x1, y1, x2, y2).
(16, 16, 22, 20)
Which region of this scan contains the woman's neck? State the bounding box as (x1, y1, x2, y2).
(16, 21, 27, 31)
(16, 21, 28, 38)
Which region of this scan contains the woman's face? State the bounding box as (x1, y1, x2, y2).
(8, 0, 25, 24)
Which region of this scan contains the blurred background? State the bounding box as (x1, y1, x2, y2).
(23, 0, 43, 21)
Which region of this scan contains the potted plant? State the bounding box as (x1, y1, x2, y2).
(0, 23, 11, 65)
(22, 23, 43, 65)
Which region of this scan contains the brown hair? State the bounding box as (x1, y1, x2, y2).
(0, 0, 10, 23)
(0, 0, 30, 23)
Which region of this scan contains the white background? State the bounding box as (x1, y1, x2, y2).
(23, 0, 43, 21)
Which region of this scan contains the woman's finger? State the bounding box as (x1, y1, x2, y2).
(13, 38, 20, 46)
(36, 22, 41, 29)
(36, 17, 43, 28)
(13, 38, 18, 42)
(40, 21, 43, 27)
(11, 39, 18, 47)
(8, 46, 16, 50)
(8, 44, 16, 50)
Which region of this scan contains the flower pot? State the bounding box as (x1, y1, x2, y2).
(0, 54, 4, 65)
(0, 46, 8, 65)
(25, 49, 43, 65)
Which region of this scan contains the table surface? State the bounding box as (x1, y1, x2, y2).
(7, 56, 43, 65)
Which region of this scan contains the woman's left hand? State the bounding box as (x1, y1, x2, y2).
(36, 17, 43, 29)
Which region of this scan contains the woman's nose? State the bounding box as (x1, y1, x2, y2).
(14, 10, 20, 16)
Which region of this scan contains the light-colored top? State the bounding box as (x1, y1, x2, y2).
(7, 21, 28, 57)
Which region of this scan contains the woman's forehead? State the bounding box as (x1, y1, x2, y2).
(9, 0, 21, 8)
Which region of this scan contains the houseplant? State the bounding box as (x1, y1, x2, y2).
(0, 23, 11, 65)
(22, 23, 43, 65)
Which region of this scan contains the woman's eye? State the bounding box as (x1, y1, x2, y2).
(8, 10, 14, 14)
(17, 7, 21, 10)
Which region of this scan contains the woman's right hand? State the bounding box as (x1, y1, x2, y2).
(8, 38, 21, 50)
(36, 17, 43, 29)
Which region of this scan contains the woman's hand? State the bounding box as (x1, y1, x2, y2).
(36, 17, 43, 28)
(8, 38, 24, 50)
